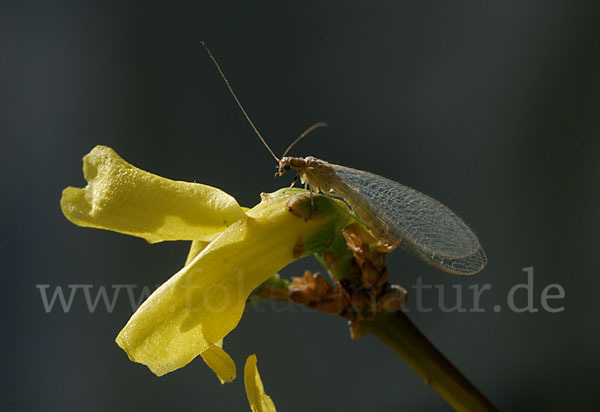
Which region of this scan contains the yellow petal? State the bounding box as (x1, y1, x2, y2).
(115, 191, 346, 376)
(61, 146, 246, 243)
(188, 243, 236, 383)
(185, 240, 211, 265)
(200, 341, 236, 384)
(187, 242, 236, 383)
(245, 354, 277, 412)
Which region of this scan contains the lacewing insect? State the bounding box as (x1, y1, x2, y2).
(201, 42, 487, 275)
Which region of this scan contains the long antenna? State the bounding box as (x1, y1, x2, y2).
(281, 121, 328, 158)
(200, 41, 280, 162)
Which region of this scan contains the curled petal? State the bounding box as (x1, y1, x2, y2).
(200, 340, 236, 384)
(116, 192, 347, 376)
(60, 146, 246, 243)
(245, 354, 277, 412)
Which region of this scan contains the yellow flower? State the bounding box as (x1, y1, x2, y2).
(60, 146, 348, 379)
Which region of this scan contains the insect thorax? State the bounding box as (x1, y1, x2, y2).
(285, 156, 337, 193)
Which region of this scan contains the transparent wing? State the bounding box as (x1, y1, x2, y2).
(330, 164, 487, 275)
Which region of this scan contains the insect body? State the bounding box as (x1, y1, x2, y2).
(278, 156, 487, 275)
(201, 42, 487, 276)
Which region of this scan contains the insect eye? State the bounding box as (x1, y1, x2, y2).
(283, 164, 290, 171)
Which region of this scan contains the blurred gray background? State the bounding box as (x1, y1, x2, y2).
(2, 1, 599, 411)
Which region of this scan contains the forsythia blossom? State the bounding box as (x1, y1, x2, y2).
(61, 146, 348, 407)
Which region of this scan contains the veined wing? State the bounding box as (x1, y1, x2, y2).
(330, 164, 487, 275)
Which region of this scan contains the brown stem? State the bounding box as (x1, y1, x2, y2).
(358, 310, 499, 412)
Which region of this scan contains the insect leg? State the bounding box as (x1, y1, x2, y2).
(289, 174, 298, 188)
(342, 207, 356, 229)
